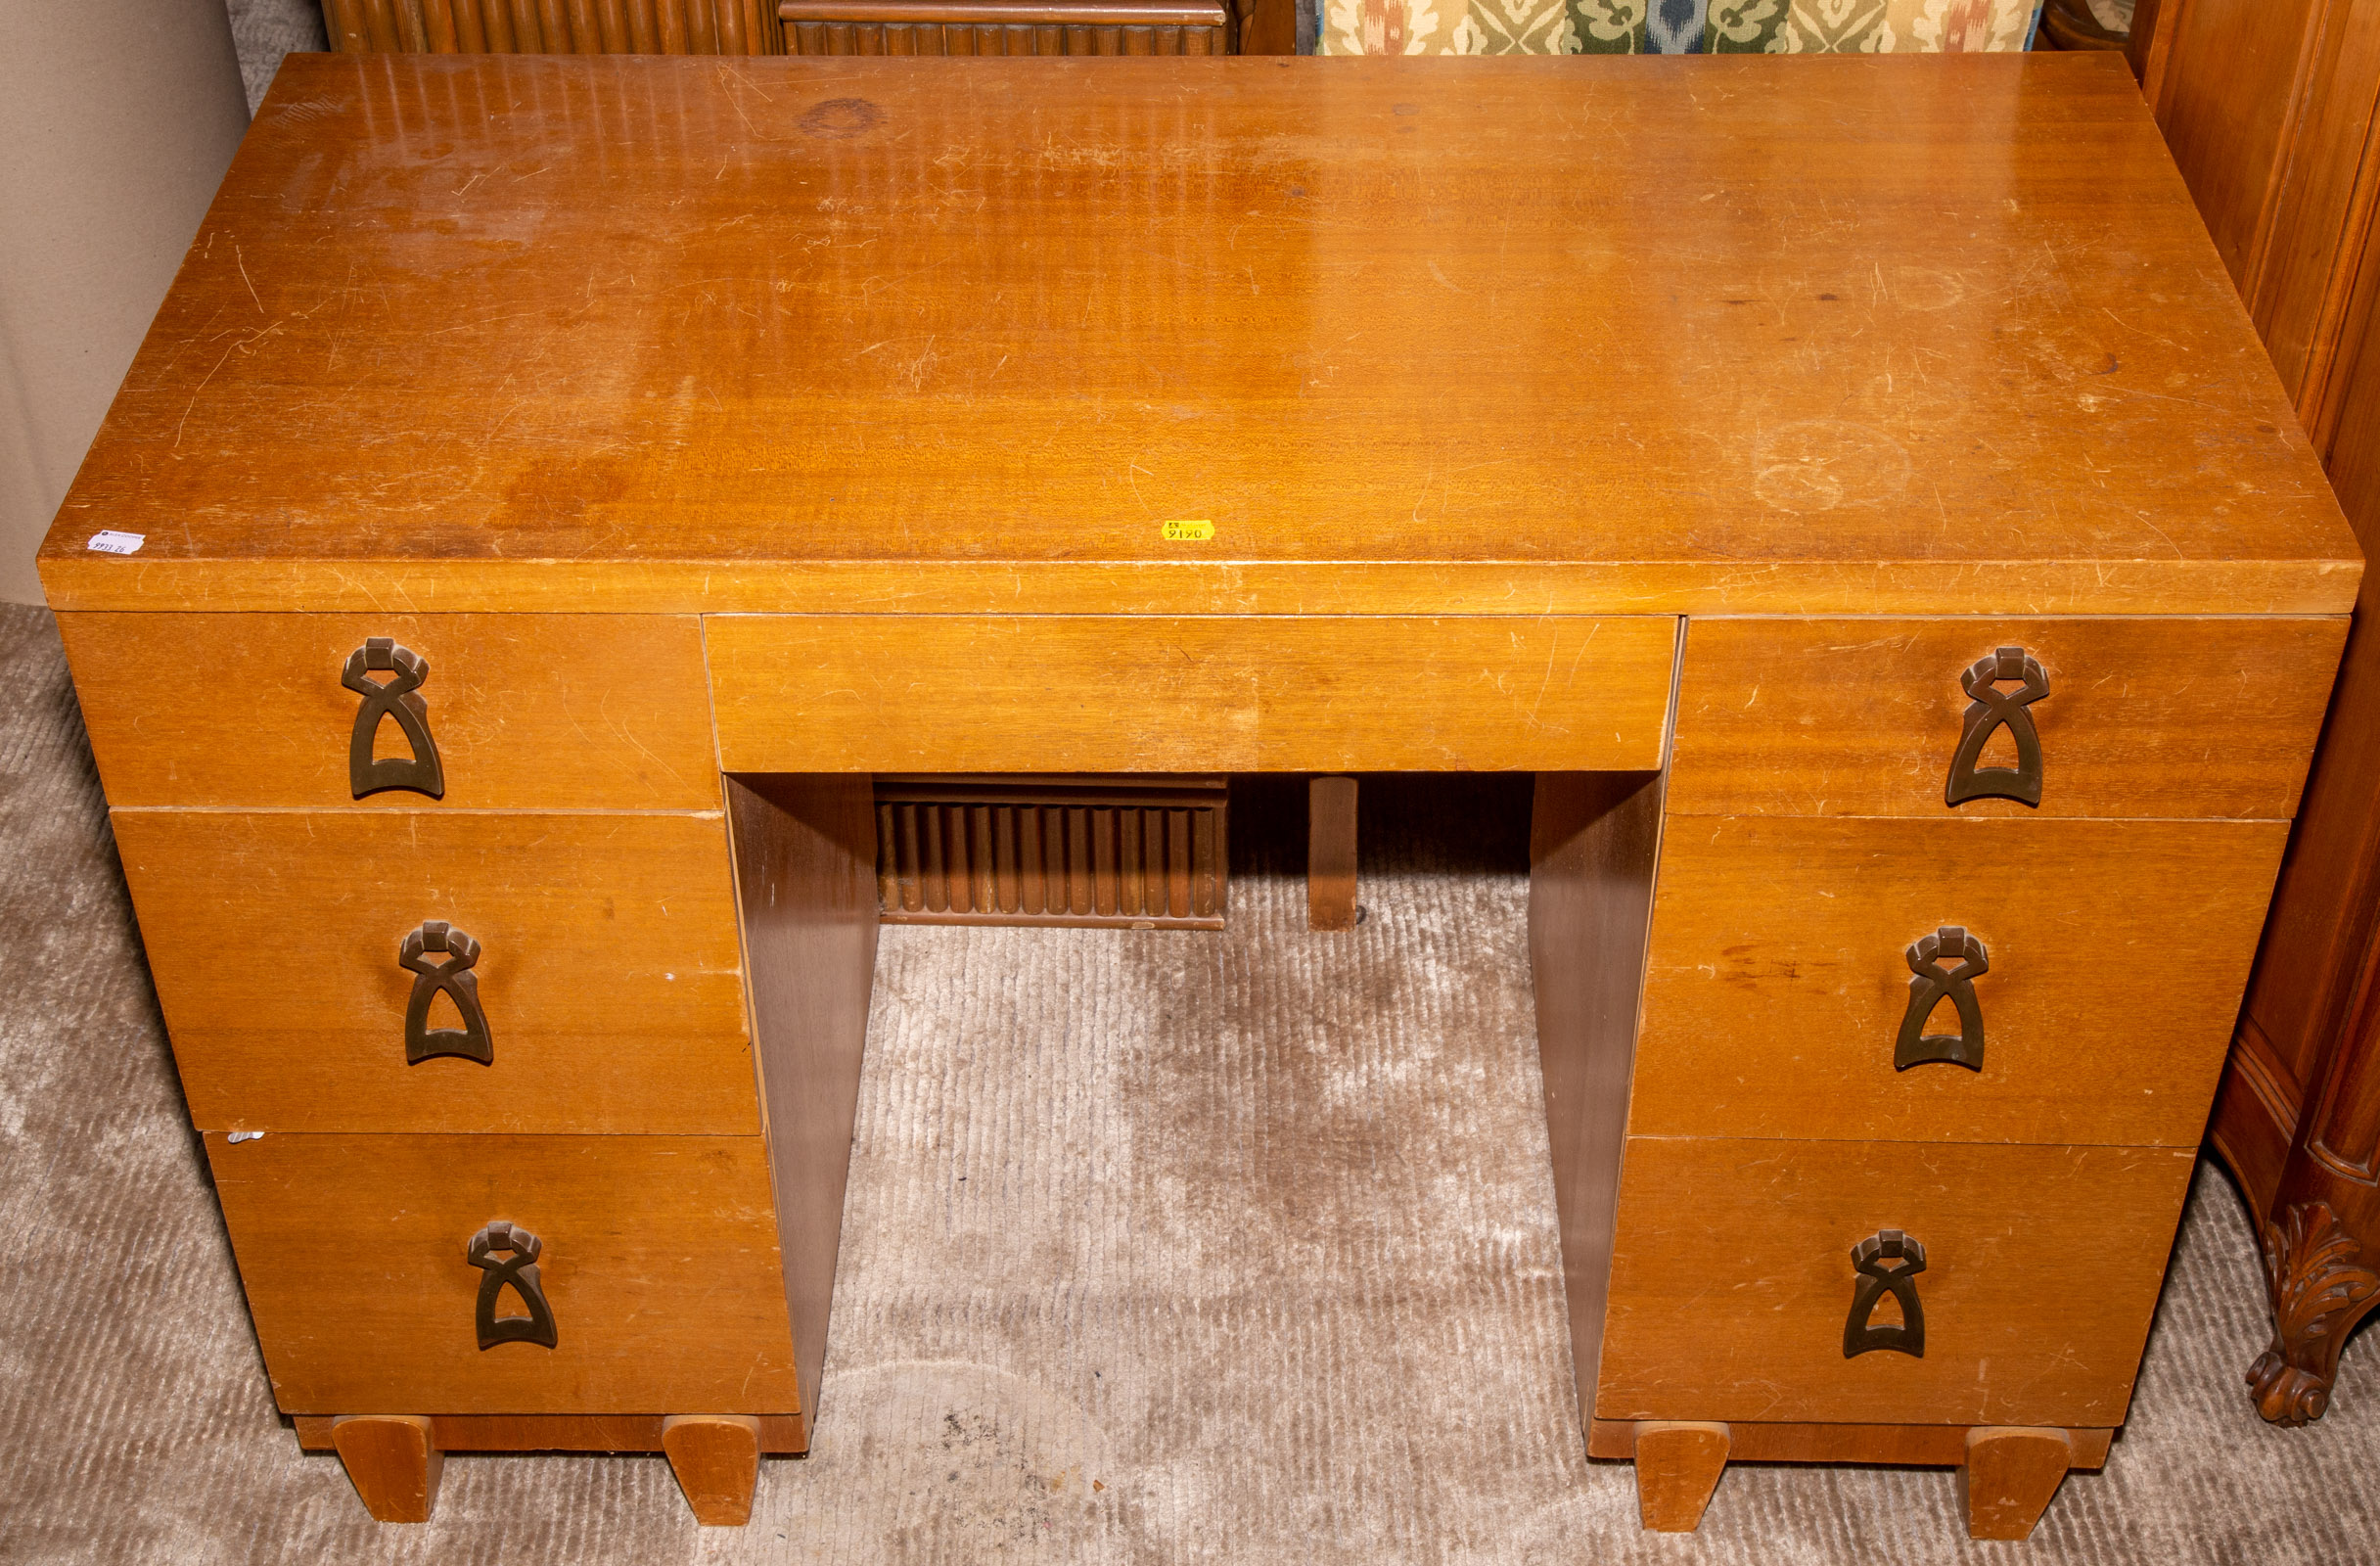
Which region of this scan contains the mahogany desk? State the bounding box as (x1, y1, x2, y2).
(38, 51, 2361, 1541)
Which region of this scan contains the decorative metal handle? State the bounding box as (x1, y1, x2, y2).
(1896, 925, 1989, 1072)
(1945, 645, 2048, 807)
(1844, 1229, 1927, 1359)
(399, 921, 491, 1065)
(467, 1221, 557, 1350)
(344, 638, 445, 800)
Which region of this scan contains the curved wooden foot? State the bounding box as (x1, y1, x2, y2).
(1961, 1427, 2070, 1542)
(1632, 1421, 1730, 1533)
(330, 1415, 441, 1523)
(2248, 1202, 2380, 1425)
(663, 1414, 762, 1525)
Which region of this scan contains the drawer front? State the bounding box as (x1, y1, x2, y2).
(114, 811, 756, 1135)
(706, 615, 1678, 773)
(206, 1132, 801, 1414)
(1627, 816, 2286, 1146)
(1666, 618, 2345, 820)
(58, 613, 719, 809)
(1595, 1137, 2195, 1428)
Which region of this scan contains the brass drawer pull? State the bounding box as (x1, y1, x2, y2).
(399, 920, 491, 1065)
(1946, 645, 2048, 806)
(1897, 925, 1989, 1072)
(467, 1221, 557, 1350)
(344, 638, 445, 800)
(1844, 1229, 1927, 1359)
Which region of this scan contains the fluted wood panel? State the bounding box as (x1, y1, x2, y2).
(324, 0, 785, 53)
(786, 19, 1221, 51)
(873, 776, 1225, 929)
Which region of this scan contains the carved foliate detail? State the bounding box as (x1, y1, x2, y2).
(2247, 1202, 2380, 1425)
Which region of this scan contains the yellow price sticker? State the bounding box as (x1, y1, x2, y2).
(1161, 520, 1214, 541)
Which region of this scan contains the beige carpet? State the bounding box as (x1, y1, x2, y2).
(2, 600, 2375, 1564)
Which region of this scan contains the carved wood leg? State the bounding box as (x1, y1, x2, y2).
(1308, 776, 1358, 930)
(1632, 1421, 1730, 1533)
(2248, 1201, 2380, 1425)
(1960, 1427, 2071, 1541)
(329, 1415, 441, 1523)
(662, 1414, 763, 1526)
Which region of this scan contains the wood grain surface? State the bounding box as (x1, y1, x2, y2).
(58, 614, 718, 810)
(707, 615, 1676, 772)
(1595, 1138, 2196, 1428)
(1628, 816, 2289, 1147)
(36, 53, 2358, 618)
(1666, 618, 2347, 820)
(206, 1131, 801, 1414)
(114, 811, 755, 1134)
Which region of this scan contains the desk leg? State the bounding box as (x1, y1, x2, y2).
(329, 1414, 440, 1523)
(1961, 1427, 2073, 1541)
(663, 1415, 764, 1525)
(727, 775, 881, 1446)
(1308, 776, 1358, 930)
(1632, 1421, 1730, 1531)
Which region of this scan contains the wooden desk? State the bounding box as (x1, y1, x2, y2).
(38, 52, 2360, 1540)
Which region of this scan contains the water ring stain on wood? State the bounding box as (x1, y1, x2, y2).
(801, 98, 886, 138)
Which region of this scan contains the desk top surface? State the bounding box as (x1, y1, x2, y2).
(39, 52, 2360, 618)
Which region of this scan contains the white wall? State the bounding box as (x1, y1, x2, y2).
(0, 0, 252, 604)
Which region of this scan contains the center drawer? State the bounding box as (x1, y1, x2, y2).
(704, 615, 1679, 774)
(1595, 1136, 2196, 1428)
(113, 810, 755, 1135)
(206, 1131, 801, 1415)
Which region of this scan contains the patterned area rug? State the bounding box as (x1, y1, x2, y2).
(2, 600, 2375, 1564)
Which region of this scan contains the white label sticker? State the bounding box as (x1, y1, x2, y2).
(86, 530, 145, 555)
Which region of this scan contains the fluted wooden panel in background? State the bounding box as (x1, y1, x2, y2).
(782, 0, 1228, 53)
(786, 19, 1222, 52)
(874, 776, 1226, 929)
(324, 0, 787, 54)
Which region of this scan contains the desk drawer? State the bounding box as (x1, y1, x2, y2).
(1627, 816, 2286, 1146)
(59, 613, 718, 810)
(114, 811, 756, 1135)
(1595, 1137, 2194, 1428)
(706, 615, 1677, 773)
(206, 1131, 801, 1415)
(1666, 618, 2344, 819)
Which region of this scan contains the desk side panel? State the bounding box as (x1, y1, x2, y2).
(1530, 770, 1666, 1432)
(726, 774, 880, 1431)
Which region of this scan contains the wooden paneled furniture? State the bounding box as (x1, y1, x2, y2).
(2130, 0, 2380, 1423)
(39, 53, 2357, 1537)
(325, 0, 789, 53)
(779, 1, 1234, 55)
(323, 0, 1287, 56)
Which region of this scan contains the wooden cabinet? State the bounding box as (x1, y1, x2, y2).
(2134, 0, 2380, 1424)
